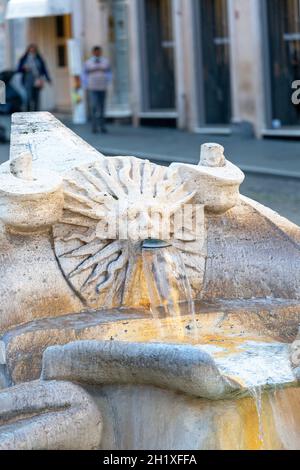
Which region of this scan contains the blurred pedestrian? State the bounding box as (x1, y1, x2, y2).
(17, 44, 51, 112)
(84, 46, 111, 134)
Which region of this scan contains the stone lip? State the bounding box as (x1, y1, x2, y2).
(0, 164, 64, 230)
(42, 340, 241, 400)
(0, 380, 103, 450)
(290, 330, 300, 381)
(2, 112, 104, 176)
(172, 159, 245, 185)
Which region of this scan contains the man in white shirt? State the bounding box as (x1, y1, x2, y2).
(84, 46, 111, 133)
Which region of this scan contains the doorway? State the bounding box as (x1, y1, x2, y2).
(197, 0, 232, 126)
(140, 0, 176, 111)
(33, 15, 72, 112)
(52, 15, 72, 111)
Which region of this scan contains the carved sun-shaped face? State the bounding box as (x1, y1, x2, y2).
(53, 157, 201, 308)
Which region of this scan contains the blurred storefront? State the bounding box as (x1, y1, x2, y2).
(4, 0, 300, 137)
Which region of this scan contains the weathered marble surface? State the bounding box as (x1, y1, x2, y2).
(41, 340, 239, 400)
(0, 113, 299, 450)
(6, 112, 104, 174)
(2, 309, 148, 385)
(290, 328, 300, 380)
(38, 339, 298, 450)
(2, 299, 299, 386)
(92, 385, 300, 450)
(0, 152, 64, 231)
(0, 227, 83, 334)
(171, 143, 245, 214)
(0, 380, 102, 450)
(53, 156, 205, 309)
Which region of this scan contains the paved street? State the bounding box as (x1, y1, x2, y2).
(241, 173, 300, 226)
(1, 115, 300, 226)
(67, 120, 300, 178)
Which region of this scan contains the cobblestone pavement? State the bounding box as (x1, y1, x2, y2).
(1, 117, 299, 226)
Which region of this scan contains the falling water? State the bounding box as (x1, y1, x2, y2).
(141, 241, 299, 449)
(249, 386, 265, 449)
(142, 240, 197, 340)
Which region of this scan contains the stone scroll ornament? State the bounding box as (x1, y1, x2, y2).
(53, 157, 206, 309)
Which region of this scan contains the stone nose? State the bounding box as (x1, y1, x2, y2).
(0, 148, 64, 232)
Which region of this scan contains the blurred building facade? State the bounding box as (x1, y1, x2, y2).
(2, 0, 300, 137)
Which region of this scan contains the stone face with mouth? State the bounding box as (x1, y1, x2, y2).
(0, 112, 299, 450)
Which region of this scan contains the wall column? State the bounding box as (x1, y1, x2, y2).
(128, 0, 141, 126)
(173, 0, 186, 129)
(72, 0, 85, 45)
(180, 0, 199, 132)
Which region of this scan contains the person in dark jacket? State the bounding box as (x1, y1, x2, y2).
(17, 44, 51, 112)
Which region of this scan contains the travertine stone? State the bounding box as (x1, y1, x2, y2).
(3, 301, 300, 385)
(0, 112, 299, 343)
(42, 340, 240, 399)
(0, 380, 102, 450)
(3, 309, 148, 384)
(171, 146, 245, 214)
(241, 195, 300, 246)
(0, 168, 64, 231)
(0, 135, 64, 232)
(203, 200, 300, 300)
(200, 143, 226, 168)
(0, 113, 299, 451)
(5, 112, 105, 174)
(94, 386, 300, 450)
(290, 329, 300, 381)
(0, 227, 84, 334)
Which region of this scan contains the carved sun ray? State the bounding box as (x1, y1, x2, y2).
(53, 157, 202, 308)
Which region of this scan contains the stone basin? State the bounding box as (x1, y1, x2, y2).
(2, 301, 300, 450)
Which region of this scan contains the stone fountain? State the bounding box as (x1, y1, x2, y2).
(0, 112, 300, 450)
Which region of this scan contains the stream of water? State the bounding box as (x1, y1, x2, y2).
(141, 242, 298, 449)
(142, 243, 197, 339)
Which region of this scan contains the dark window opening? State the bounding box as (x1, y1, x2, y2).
(267, 0, 300, 126)
(199, 0, 232, 125)
(57, 45, 67, 68)
(143, 0, 176, 110)
(56, 16, 65, 38)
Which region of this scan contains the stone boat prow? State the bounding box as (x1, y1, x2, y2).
(0, 113, 300, 450)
